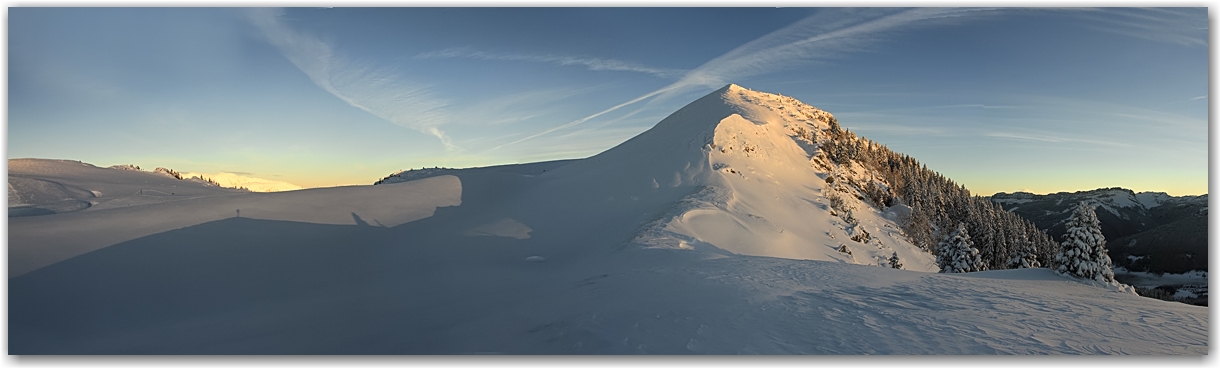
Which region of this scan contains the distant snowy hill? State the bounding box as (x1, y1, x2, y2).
(8, 159, 245, 217)
(9, 85, 1206, 354)
(991, 188, 1208, 274)
(178, 171, 304, 192)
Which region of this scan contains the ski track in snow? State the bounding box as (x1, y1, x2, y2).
(7, 85, 1207, 354)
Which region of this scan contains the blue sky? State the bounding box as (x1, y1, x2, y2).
(8, 7, 1208, 195)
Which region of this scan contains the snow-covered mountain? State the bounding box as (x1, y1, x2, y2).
(380, 85, 937, 270)
(991, 188, 1207, 235)
(9, 85, 1207, 354)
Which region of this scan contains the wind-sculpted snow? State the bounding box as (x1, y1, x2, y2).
(9, 175, 461, 277)
(8, 85, 1206, 354)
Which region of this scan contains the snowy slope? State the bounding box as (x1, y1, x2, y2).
(8, 85, 1207, 354)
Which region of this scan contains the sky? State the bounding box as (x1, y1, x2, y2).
(7, 7, 1209, 195)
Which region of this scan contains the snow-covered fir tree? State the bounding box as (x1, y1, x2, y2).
(1007, 248, 1041, 269)
(1005, 232, 1041, 269)
(1053, 202, 1115, 282)
(888, 251, 903, 269)
(936, 223, 985, 273)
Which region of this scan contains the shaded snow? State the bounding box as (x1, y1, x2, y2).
(10, 243, 1205, 354)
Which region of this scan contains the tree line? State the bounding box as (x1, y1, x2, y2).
(811, 118, 1060, 272)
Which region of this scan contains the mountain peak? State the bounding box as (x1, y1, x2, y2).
(532, 84, 937, 268)
(558, 84, 837, 179)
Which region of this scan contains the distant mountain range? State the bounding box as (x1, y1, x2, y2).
(990, 188, 1207, 274)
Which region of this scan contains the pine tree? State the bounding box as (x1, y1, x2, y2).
(889, 251, 903, 269)
(937, 223, 984, 273)
(1007, 248, 1040, 269)
(1005, 231, 1041, 269)
(1053, 202, 1115, 282)
(899, 204, 934, 251)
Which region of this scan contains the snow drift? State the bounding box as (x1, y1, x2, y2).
(8, 85, 1206, 354)
(9, 174, 460, 277)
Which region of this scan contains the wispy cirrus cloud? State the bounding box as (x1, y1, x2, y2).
(854, 104, 1023, 114)
(490, 8, 999, 151)
(844, 122, 954, 137)
(1072, 7, 1206, 47)
(415, 47, 684, 78)
(666, 8, 995, 95)
(985, 131, 1132, 148)
(452, 84, 614, 128)
(1010, 93, 1206, 134)
(488, 84, 683, 151)
(245, 8, 457, 150)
